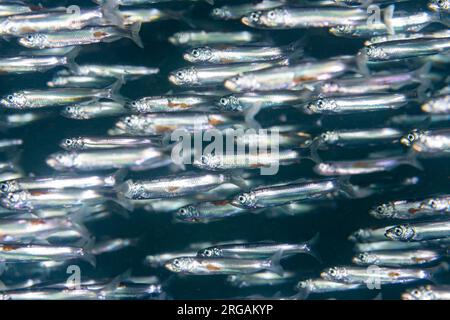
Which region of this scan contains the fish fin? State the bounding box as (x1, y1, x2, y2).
(81, 238, 97, 267)
(404, 151, 423, 171)
(337, 176, 358, 199)
(68, 215, 92, 239)
(309, 137, 323, 163)
(243, 105, 262, 129)
(414, 62, 433, 101)
(266, 250, 284, 276)
(293, 287, 311, 300)
(228, 173, 249, 190)
(108, 168, 128, 187)
(105, 77, 125, 103)
(101, 0, 124, 28)
(128, 22, 144, 48)
(428, 262, 449, 284)
(112, 193, 134, 212)
(356, 50, 370, 76)
(204, 0, 214, 5)
(382, 5, 396, 35)
(102, 269, 132, 292)
(304, 233, 322, 264)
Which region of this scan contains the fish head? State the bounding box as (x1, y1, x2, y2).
(183, 46, 213, 63)
(168, 32, 190, 46)
(304, 98, 336, 114)
(385, 225, 415, 241)
(216, 95, 242, 112)
(0, 293, 11, 300)
(319, 131, 339, 144)
(296, 279, 314, 291)
(369, 202, 396, 219)
(46, 152, 77, 170)
(320, 267, 347, 282)
(115, 115, 145, 133)
(0, 92, 28, 109)
(60, 137, 84, 151)
(241, 11, 264, 28)
(329, 25, 356, 37)
(420, 198, 448, 212)
(168, 67, 198, 86)
(428, 0, 450, 12)
(164, 257, 195, 273)
(231, 191, 257, 209)
(18, 33, 47, 49)
(258, 8, 289, 28)
(197, 247, 222, 258)
(61, 105, 86, 119)
(352, 252, 378, 265)
(126, 99, 149, 113)
(400, 130, 422, 147)
(0, 191, 29, 210)
(192, 154, 221, 170)
(364, 46, 388, 60)
(175, 205, 200, 222)
(402, 286, 435, 300)
(0, 180, 19, 194)
(116, 180, 142, 199)
(210, 7, 231, 20)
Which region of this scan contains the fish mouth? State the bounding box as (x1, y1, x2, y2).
(0, 99, 9, 108)
(223, 79, 238, 91)
(182, 53, 193, 62)
(400, 137, 412, 147)
(401, 293, 414, 300)
(319, 272, 329, 279)
(163, 262, 177, 272)
(241, 16, 252, 27)
(168, 36, 177, 45)
(168, 74, 179, 85)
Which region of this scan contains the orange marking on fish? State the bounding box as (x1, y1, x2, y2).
(208, 117, 224, 126)
(30, 219, 46, 225)
(212, 200, 229, 206)
(206, 264, 221, 271)
(388, 272, 400, 277)
(167, 186, 180, 192)
(167, 101, 190, 109)
(413, 257, 427, 263)
(2, 245, 18, 252)
(155, 125, 176, 133)
(93, 31, 108, 38)
(408, 208, 421, 214)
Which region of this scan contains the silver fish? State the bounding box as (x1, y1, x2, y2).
(91, 238, 138, 255)
(296, 278, 365, 296)
(0, 55, 70, 74)
(47, 75, 116, 88)
(18, 24, 143, 49)
(126, 94, 214, 113)
(64, 64, 159, 80)
(61, 100, 127, 120)
(60, 136, 156, 150)
(0, 2, 32, 17)
(175, 200, 248, 223)
(168, 60, 288, 86)
(0, 139, 22, 151)
(354, 238, 450, 252)
(369, 196, 450, 220)
(401, 129, 450, 154)
(231, 178, 347, 209)
(227, 271, 297, 288)
(421, 94, 450, 114)
(169, 31, 261, 46)
(46, 146, 170, 171)
(164, 254, 283, 275)
(385, 221, 450, 241)
(352, 250, 443, 267)
(402, 285, 450, 300)
(211, 0, 285, 20)
(349, 225, 395, 243)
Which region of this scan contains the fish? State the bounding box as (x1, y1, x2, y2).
(0, 243, 95, 265)
(428, 0, 450, 13)
(183, 42, 302, 64)
(241, 6, 370, 29)
(224, 57, 354, 92)
(352, 250, 443, 267)
(211, 0, 285, 20)
(369, 196, 450, 220)
(60, 100, 128, 120)
(226, 271, 297, 288)
(349, 225, 395, 243)
(313, 154, 422, 176)
(0, 2, 32, 17)
(91, 238, 139, 255)
(401, 129, 450, 154)
(385, 221, 450, 241)
(175, 200, 248, 223)
(168, 59, 288, 86)
(46, 146, 170, 171)
(0, 55, 72, 74)
(164, 253, 284, 275)
(169, 31, 261, 46)
(116, 173, 246, 199)
(353, 238, 450, 252)
(0, 139, 22, 151)
(59, 136, 156, 150)
(196, 234, 319, 260)
(402, 285, 450, 300)
(47, 75, 117, 88)
(62, 64, 159, 80)
(231, 178, 350, 209)
(320, 264, 446, 284)
(303, 93, 412, 115)
(296, 278, 365, 297)
(421, 94, 450, 114)
(0, 171, 125, 193)
(126, 94, 214, 113)
(18, 24, 143, 49)
(0, 87, 120, 109)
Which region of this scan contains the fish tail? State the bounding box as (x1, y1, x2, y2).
(428, 262, 449, 284)
(382, 4, 396, 35)
(108, 168, 128, 187)
(304, 233, 322, 263)
(414, 62, 434, 101)
(293, 287, 311, 300)
(128, 22, 144, 49)
(337, 176, 357, 199)
(243, 105, 262, 129)
(356, 50, 370, 76)
(266, 250, 284, 276)
(111, 192, 135, 211)
(404, 151, 423, 171)
(104, 77, 125, 102)
(100, 0, 124, 28)
(228, 172, 249, 190)
(308, 137, 323, 163)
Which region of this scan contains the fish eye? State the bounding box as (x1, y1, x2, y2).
(131, 101, 137, 107)
(394, 227, 403, 236)
(0, 184, 8, 192)
(66, 107, 73, 112)
(412, 289, 420, 295)
(192, 50, 199, 57)
(329, 268, 336, 276)
(407, 134, 415, 141)
(204, 249, 212, 257)
(179, 208, 186, 215)
(317, 100, 325, 109)
(250, 12, 259, 21)
(173, 259, 180, 267)
(65, 139, 72, 145)
(238, 195, 246, 203)
(176, 71, 183, 78)
(429, 200, 438, 208)
(125, 118, 132, 123)
(268, 11, 276, 19)
(26, 35, 33, 40)
(376, 206, 384, 213)
(219, 98, 228, 105)
(7, 95, 13, 101)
